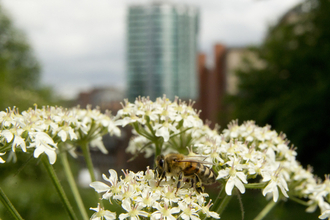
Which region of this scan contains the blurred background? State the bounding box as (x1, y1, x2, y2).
(0, 0, 329, 219)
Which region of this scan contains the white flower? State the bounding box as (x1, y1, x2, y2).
(135, 189, 158, 208)
(0, 105, 122, 165)
(151, 202, 180, 220)
(113, 185, 138, 202)
(57, 124, 77, 142)
(223, 120, 240, 139)
(318, 201, 330, 219)
(217, 162, 247, 195)
(28, 132, 57, 164)
(154, 119, 178, 142)
(11, 134, 26, 153)
(1, 128, 26, 152)
(0, 152, 5, 163)
(119, 199, 149, 220)
(262, 168, 289, 202)
(178, 201, 200, 220)
(162, 186, 180, 204)
(90, 169, 120, 200)
(199, 200, 220, 219)
(174, 110, 197, 128)
(90, 181, 111, 194)
(90, 203, 116, 220)
(319, 210, 330, 220)
(107, 120, 121, 137)
(1, 130, 14, 143)
(90, 135, 108, 154)
(116, 99, 135, 118)
(143, 105, 160, 122)
(90, 167, 217, 220)
(143, 166, 155, 181)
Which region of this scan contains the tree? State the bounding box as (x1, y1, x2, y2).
(227, 0, 330, 176)
(0, 5, 56, 110)
(0, 5, 67, 219)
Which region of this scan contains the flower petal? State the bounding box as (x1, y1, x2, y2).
(225, 177, 235, 195)
(90, 181, 110, 193)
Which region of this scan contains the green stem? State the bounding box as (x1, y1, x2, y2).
(133, 122, 154, 140)
(80, 142, 96, 182)
(216, 193, 232, 216)
(0, 186, 24, 220)
(288, 195, 309, 206)
(244, 182, 267, 189)
(60, 151, 89, 220)
(208, 184, 232, 219)
(42, 155, 78, 220)
(144, 119, 156, 136)
(80, 142, 103, 206)
(170, 127, 192, 139)
(253, 199, 277, 220)
(154, 138, 163, 158)
(211, 186, 225, 213)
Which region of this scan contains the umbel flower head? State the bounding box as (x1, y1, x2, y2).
(90, 168, 220, 220)
(0, 105, 120, 164)
(115, 95, 217, 157)
(112, 96, 330, 219)
(1, 96, 330, 219)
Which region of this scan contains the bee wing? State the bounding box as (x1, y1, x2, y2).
(177, 156, 214, 165)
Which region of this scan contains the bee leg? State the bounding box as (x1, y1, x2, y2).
(194, 174, 204, 194)
(191, 178, 195, 188)
(175, 172, 183, 195)
(155, 168, 159, 180)
(157, 171, 166, 186)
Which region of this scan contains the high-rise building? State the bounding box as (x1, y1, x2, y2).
(126, 1, 199, 101)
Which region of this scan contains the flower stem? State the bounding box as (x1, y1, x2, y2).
(253, 199, 277, 220)
(42, 155, 78, 220)
(80, 142, 96, 182)
(210, 184, 232, 218)
(288, 195, 309, 206)
(155, 141, 162, 158)
(211, 186, 224, 213)
(244, 182, 267, 189)
(0, 186, 24, 220)
(60, 151, 89, 220)
(80, 142, 103, 206)
(216, 193, 232, 216)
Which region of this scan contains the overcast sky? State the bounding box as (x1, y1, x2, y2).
(1, 0, 302, 99)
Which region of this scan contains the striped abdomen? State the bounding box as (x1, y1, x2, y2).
(183, 162, 216, 185)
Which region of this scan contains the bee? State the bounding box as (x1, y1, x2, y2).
(155, 153, 216, 193)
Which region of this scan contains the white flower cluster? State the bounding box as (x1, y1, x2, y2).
(90, 168, 220, 220)
(193, 120, 293, 201)
(196, 120, 330, 219)
(115, 96, 215, 157)
(0, 106, 120, 164)
(114, 97, 330, 219)
(1, 96, 328, 219)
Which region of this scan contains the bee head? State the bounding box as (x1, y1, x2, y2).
(155, 155, 165, 178)
(156, 155, 165, 169)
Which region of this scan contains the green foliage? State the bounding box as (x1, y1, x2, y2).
(0, 5, 57, 111)
(209, 190, 319, 220)
(0, 154, 96, 220)
(227, 0, 330, 176)
(0, 5, 73, 219)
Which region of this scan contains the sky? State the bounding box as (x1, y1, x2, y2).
(1, 0, 302, 99)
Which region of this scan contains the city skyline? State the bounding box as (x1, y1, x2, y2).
(1, 0, 302, 100)
(127, 1, 199, 101)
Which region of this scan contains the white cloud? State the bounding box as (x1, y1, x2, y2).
(1, 0, 302, 99)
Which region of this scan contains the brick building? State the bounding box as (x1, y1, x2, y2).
(197, 44, 258, 126)
(197, 44, 226, 125)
